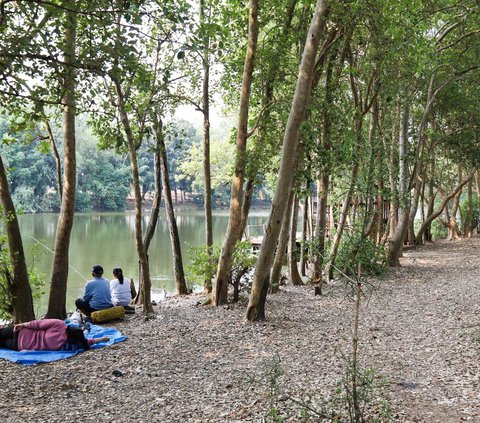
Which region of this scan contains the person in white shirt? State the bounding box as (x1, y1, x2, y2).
(110, 268, 134, 307)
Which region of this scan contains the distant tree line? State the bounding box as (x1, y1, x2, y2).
(0, 115, 261, 213)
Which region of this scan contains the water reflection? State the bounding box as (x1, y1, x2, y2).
(19, 209, 269, 314)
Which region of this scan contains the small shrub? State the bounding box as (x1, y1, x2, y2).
(186, 240, 256, 300)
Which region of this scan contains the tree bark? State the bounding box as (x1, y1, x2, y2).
(0, 156, 35, 323)
(270, 186, 295, 290)
(135, 126, 163, 306)
(46, 10, 77, 319)
(200, 0, 213, 294)
(299, 189, 309, 276)
(288, 193, 303, 285)
(246, 0, 329, 321)
(113, 77, 153, 314)
(154, 116, 189, 295)
(214, 0, 260, 306)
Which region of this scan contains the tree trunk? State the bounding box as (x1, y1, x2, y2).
(42, 114, 63, 202)
(239, 178, 255, 239)
(288, 193, 303, 285)
(446, 166, 462, 240)
(200, 0, 213, 294)
(465, 178, 473, 237)
(325, 161, 359, 281)
(0, 156, 35, 323)
(299, 189, 309, 276)
(246, 0, 329, 321)
(135, 127, 162, 306)
(375, 177, 384, 244)
(46, 10, 77, 319)
(113, 78, 153, 314)
(313, 172, 329, 283)
(154, 116, 189, 295)
(214, 0, 260, 306)
(311, 48, 336, 283)
(270, 186, 295, 290)
(415, 171, 474, 245)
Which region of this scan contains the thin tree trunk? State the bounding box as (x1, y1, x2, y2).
(0, 156, 35, 323)
(135, 128, 162, 306)
(200, 0, 213, 294)
(214, 0, 260, 306)
(154, 116, 189, 295)
(325, 162, 359, 281)
(113, 78, 153, 314)
(313, 172, 329, 283)
(46, 10, 77, 319)
(246, 0, 329, 321)
(288, 193, 303, 285)
(299, 188, 309, 276)
(465, 178, 473, 237)
(239, 178, 255, 238)
(270, 186, 295, 290)
(311, 47, 338, 283)
(42, 115, 63, 202)
(447, 166, 462, 240)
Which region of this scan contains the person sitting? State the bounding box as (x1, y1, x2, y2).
(110, 267, 134, 307)
(0, 319, 109, 351)
(75, 265, 113, 316)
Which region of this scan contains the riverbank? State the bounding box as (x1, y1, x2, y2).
(1, 237, 480, 422)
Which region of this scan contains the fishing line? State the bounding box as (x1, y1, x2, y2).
(31, 236, 88, 282)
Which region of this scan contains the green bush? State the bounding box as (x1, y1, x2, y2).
(186, 240, 256, 299)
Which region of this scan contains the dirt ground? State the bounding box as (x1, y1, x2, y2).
(1, 237, 480, 422)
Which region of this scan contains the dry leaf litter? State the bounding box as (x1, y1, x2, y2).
(1, 237, 480, 422)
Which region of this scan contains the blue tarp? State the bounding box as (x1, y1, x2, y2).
(0, 324, 127, 365)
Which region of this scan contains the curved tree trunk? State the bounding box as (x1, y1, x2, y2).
(214, 0, 260, 306)
(288, 193, 303, 285)
(415, 171, 474, 245)
(0, 156, 35, 323)
(246, 0, 329, 321)
(46, 10, 77, 319)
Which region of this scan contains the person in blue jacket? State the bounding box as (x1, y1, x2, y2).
(75, 265, 113, 316)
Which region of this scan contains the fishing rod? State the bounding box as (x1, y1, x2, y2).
(31, 236, 88, 282)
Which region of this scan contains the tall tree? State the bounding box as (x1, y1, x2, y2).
(0, 156, 35, 323)
(246, 0, 329, 321)
(46, 8, 77, 319)
(214, 0, 260, 305)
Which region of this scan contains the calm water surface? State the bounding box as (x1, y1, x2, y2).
(19, 209, 269, 315)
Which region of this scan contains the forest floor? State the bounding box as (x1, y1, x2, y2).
(1, 237, 480, 422)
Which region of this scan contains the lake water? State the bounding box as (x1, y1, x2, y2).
(18, 209, 269, 315)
